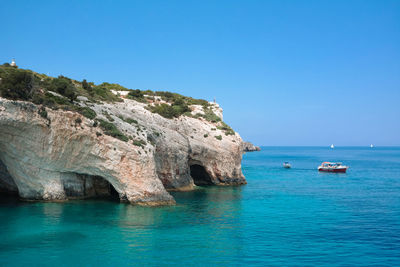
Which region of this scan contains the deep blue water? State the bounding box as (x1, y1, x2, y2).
(1, 147, 400, 266)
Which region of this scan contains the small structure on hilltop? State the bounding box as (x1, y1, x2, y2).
(10, 59, 17, 67)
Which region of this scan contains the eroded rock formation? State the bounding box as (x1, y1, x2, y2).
(0, 97, 246, 205)
(242, 142, 261, 152)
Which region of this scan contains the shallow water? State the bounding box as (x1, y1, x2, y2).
(1, 147, 399, 266)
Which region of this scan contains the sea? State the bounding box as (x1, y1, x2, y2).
(0, 147, 399, 266)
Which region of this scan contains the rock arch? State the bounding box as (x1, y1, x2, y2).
(0, 99, 174, 205)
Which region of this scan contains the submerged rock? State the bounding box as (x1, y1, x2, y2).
(0, 97, 246, 205)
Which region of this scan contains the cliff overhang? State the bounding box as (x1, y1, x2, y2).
(0, 65, 246, 205)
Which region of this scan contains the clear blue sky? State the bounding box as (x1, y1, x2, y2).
(1, 0, 399, 146)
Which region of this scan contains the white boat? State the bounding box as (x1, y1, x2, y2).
(370, 144, 374, 148)
(330, 144, 334, 149)
(283, 162, 291, 168)
(318, 162, 348, 173)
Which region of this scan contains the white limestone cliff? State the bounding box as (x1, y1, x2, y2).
(0, 97, 245, 205)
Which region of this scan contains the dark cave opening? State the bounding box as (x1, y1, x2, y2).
(62, 174, 120, 202)
(0, 156, 121, 202)
(0, 159, 19, 204)
(109, 183, 120, 200)
(0, 159, 19, 197)
(190, 164, 213, 186)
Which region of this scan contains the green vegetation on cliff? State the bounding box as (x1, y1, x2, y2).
(217, 122, 235, 136)
(0, 64, 216, 120)
(97, 119, 129, 142)
(0, 64, 235, 139)
(146, 97, 191, 119)
(0, 64, 120, 107)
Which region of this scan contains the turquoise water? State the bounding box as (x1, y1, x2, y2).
(1, 147, 400, 266)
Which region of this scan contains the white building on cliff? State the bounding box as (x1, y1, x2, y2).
(10, 59, 17, 67)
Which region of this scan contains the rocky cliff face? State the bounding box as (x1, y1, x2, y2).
(242, 142, 261, 152)
(0, 97, 245, 205)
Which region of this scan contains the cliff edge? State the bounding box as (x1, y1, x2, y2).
(0, 64, 246, 205)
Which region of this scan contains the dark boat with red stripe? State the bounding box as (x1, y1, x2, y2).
(318, 162, 348, 173)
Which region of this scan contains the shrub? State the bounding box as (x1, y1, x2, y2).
(150, 91, 211, 117)
(127, 89, 147, 103)
(187, 98, 209, 106)
(43, 92, 70, 105)
(215, 135, 222, 140)
(133, 139, 146, 147)
(217, 122, 235, 136)
(98, 119, 128, 142)
(126, 118, 138, 124)
(32, 93, 44, 105)
(98, 82, 129, 91)
(82, 79, 93, 95)
(147, 99, 190, 119)
(0, 69, 36, 100)
(155, 91, 175, 102)
(201, 107, 221, 123)
(128, 89, 143, 98)
(172, 98, 190, 113)
(147, 135, 156, 146)
(204, 134, 208, 138)
(77, 107, 96, 119)
(147, 104, 176, 119)
(38, 107, 47, 119)
(102, 111, 114, 122)
(120, 116, 138, 124)
(49, 76, 77, 102)
(82, 79, 89, 89)
(90, 85, 122, 102)
(75, 117, 82, 124)
(32, 91, 70, 109)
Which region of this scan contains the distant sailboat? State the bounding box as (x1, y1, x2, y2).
(330, 144, 334, 149)
(370, 144, 374, 148)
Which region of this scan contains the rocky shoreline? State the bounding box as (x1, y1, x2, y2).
(0, 64, 248, 205)
(242, 142, 261, 152)
(0, 97, 246, 205)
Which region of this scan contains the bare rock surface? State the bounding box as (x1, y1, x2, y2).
(0, 97, 246, 205)
(242, 142, 261, 152)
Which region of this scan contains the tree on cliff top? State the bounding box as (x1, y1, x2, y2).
(82, 79, 93, 95)
(49, 76, 77, 102)
(0, 69, 36, 100)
